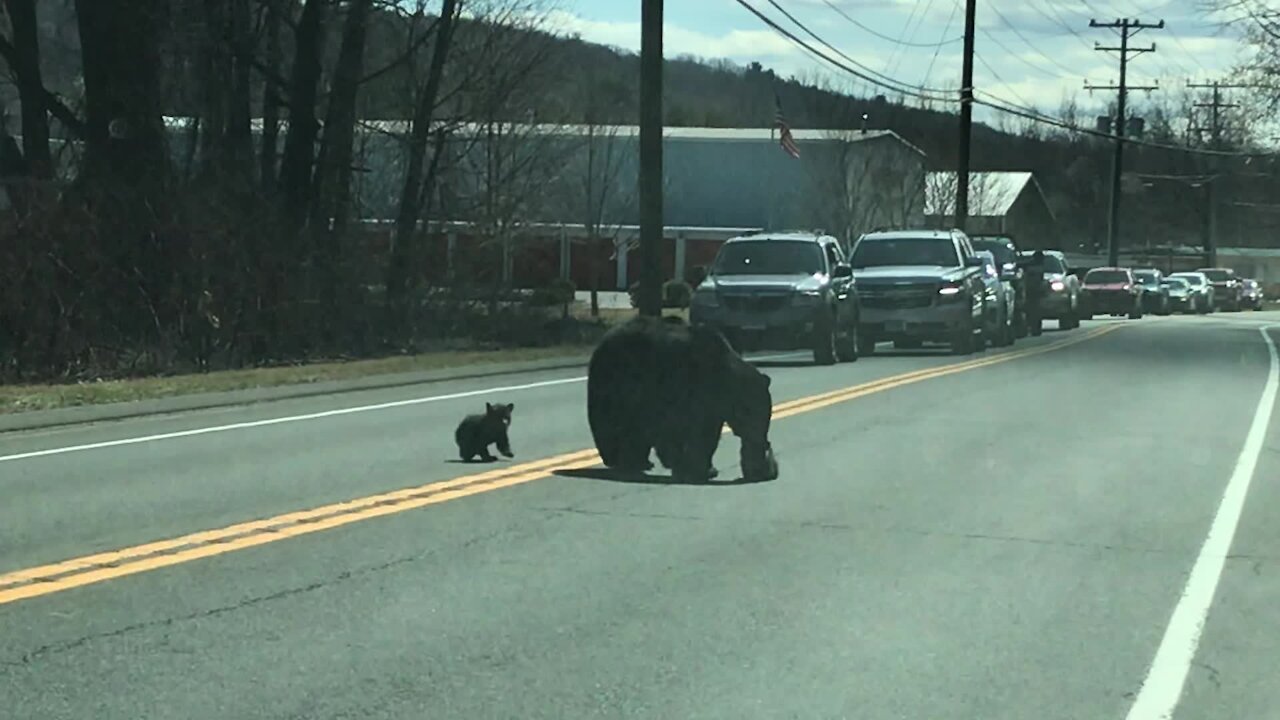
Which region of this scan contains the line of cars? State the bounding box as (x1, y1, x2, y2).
(687, 228, 1267, 365)
(1077, 265, 1265, 319)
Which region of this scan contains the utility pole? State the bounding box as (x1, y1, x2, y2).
(954, 0, 977, 232)
(637, 0, 663, 318)
(1187, 79, 1252, 266)
(1087, 18, 1163, 267)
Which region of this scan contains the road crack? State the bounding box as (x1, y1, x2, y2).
(0, 515, 556, 671)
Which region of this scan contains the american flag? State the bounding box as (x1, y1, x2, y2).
(775, 94, 800, 159)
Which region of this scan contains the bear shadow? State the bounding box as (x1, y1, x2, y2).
(551, 467, 773, 486)
(750, 359, 816, 369)
(445, 458, 507, 465)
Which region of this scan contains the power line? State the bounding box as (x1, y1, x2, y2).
(982, 2, 1081, 77)
(973, 95, 1275, 157)
(922, 0, 963, 91)
(732, 0, 955, 103)
(816, 0, 962, 48)
(763, 0, 952, 95)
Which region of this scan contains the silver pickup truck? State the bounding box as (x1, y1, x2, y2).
(848, 229, 988, 355)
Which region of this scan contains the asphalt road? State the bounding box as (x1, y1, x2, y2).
(1, 313, 1278, 719)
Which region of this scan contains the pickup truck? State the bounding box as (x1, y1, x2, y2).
(848, 228, 987, 355)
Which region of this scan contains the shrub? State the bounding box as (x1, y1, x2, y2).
(662, 280, 693, 308)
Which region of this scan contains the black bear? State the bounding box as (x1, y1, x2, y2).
(455, 402, 515, 462)
(587, 315, 778, 483)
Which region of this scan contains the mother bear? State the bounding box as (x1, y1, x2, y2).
(587, 315, 779, 483)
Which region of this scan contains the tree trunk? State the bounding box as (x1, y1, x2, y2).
(311, 0, 373, 346)
(74, 0, 169, 190)
(259, 0, 282, 193)
(198, 0, 230, 174)
(226, 0, 253, 175)
(385, 0, 462, 329)
(2, 0, 52, 180)
(278, 0, 325, 232)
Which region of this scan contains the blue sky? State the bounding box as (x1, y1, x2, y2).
(551, 0, 1255, 126)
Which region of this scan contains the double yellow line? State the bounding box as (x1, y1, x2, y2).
(0, 325, 1118, 607)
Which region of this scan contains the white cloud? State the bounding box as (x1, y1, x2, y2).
(544, 10, 798, 61)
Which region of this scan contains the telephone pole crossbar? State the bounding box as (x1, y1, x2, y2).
(1087, 18, 1164, 267)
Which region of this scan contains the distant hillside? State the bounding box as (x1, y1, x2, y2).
(4, 1, 1261, 250)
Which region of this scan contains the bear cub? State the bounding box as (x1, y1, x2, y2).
(455, 402, 515, 462)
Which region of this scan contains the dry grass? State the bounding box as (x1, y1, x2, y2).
(0, 301, 692, 416)
(0, 346, 589, 415)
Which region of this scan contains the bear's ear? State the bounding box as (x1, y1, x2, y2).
(485, 402, 495, 413)
(506, 403, 515, 413)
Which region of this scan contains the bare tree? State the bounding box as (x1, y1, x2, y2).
(804, 131, 928, 244)
(924, 171, 1000, 227)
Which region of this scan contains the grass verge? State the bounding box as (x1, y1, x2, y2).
(0, 306, 686, 416)
(0, 346, 592, 416)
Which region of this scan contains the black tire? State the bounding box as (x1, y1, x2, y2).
(835, 321, 859, 363)
(813, 324, 837, 366)
(950, 319, 977, 355)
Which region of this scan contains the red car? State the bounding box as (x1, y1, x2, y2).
(1081, 267, 1144, 320)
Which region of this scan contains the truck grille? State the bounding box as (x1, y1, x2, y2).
(721, 294, 791, 313)
(859, 284, 936, 310)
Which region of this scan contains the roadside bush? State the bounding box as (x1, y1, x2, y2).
(663, 280, 693, 308)
(525, 277, 577, 308)
(630, 280, 693, 308)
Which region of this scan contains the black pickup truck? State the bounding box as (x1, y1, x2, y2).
(848, 228, 987, 355)
(969, 234, 1027, 338)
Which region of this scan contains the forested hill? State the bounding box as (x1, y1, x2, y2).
(0, 0, 1230, 250)
(5, 1, 1091, 174)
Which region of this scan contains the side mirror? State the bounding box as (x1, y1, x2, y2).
(832, 263, 852, 278)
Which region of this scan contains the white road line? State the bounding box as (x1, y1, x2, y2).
(1125, 325, 1279, 720)
(0, 351, 807, 464)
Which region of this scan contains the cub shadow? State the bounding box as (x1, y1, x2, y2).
(444, 458, 507, 465)
(552, 467, 773, 486)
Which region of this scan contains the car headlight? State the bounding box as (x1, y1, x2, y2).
(1050, 280, 1065, 292)
(938, 283, 964, 301)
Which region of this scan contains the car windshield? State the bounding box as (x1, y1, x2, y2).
(1165, 279, 1190, 291)
(851, 237, 959, 268)
(1201, 269, 1232, 281)
(972, 240, 1016, 267)
(1134, 271, 1161, 286)
(1027, 254, 1067, 274)
(1086, 270, 1130, 284)
(712, 240, 825, 276)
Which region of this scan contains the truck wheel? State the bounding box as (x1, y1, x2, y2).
(835, 323, 859, 363)
(813, 320, 837, 366)
(950, 319, 976, 355)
